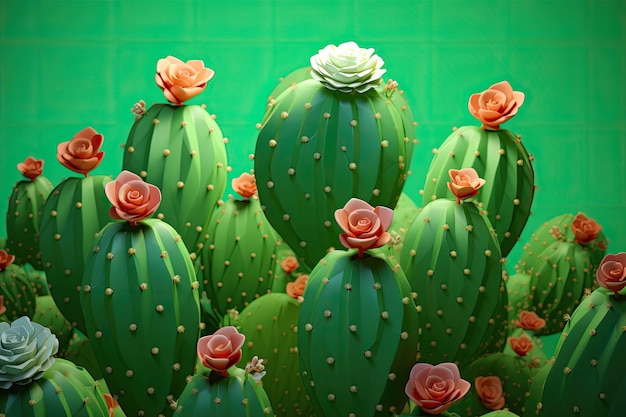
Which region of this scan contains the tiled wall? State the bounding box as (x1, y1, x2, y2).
(1, 0, 625, 265)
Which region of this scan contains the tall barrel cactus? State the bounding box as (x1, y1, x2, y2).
(254, 41, 418, 269)
(123, 56, 227, 254)
(401, 169, 507, 369)
(175, 326, 273, 417)
(422, 81, 533, 258)
(5, 156, 53, 269)
(0, 250, 37, 321)
(39, 127, 111, 332)
(196, 172, 279, 320)
(81, 171, 201, 417)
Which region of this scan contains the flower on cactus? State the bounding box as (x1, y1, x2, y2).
(56, 127, 104, 176)
(245, 355, 266, 382)
(280, 256, 299, 274)
(0, 250, 15, 271)
(474, 376, 505, 410)
(404, 362, 471, 415)
(17, 156, 43, 180)
(310, 41, 386, 93)
(508, 333, 534, 357)
(131, 99, 147, 120)
(103, 393, 119, 417)
(286, 274, 308, 300)
(0, 296, 6, 315)
(468, 81, 525, 130)
(571, 212, 602, 245)
(447, 168, 486, 204)
(334, 198, 393, 256)
(155, 55, 214, 105)
(197, 326, 245, 377)
(0, 316, 59, 389)
(232, 172, 258, 199)
(596, 252, 626, 295)
(515, 310, 546, 332)
(105, 170, 161, 225)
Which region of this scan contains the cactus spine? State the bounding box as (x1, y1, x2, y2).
(298, 250, 419, 417)
(80, 218, 201, 417)
(122, 104, 228, 254)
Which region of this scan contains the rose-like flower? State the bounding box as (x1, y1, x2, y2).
(405, 362, 471, 415)
(571, 212, 602, 245)
(474, 376, 505, 410)
(596, 252, 626, 294)
(286, 274, 308, 300)
(17, 157, 43, 180)
(447, 168, 486, 204)
(310, 41, 386, 93)
(334, 198, 393, 256)
(232, 172, 257, 198)
(56, 127, 104, 176)
(155, 56, 214, 105)
(468, 81, 525, 130)
(281, 256, 300, 274)
(197, 326, 245, 376)
(105, 170, 161, 225)
(516, 310, 546, 332)
(0, 250, 15, 271)
(0, 316, 59, 389)
(508, 333, 534, 357)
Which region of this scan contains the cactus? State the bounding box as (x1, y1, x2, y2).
(538, 287, 626, 416)
(81, 218, 201, 417)
(505, 273, 532, 330)
(23, 263, 49, 296)
(522, 361, 551, 417)
(400, 197, 508, 368)
(298, 249, 419, 417)
(0, 251, 38, 321)
(32, 295, 73, 356)
(63, 328, 102, 381)
(254, 42, 417, 269)
(5, 157, 53, 270)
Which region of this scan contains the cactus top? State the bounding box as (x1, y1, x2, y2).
(105, 170, 161, 225)
(17, 156, 43, 180)
(310, 41, 386, 93)
(0, 250, 15, 271)
(468, 81, 525, 131)
(56, 126, 104, 176)
(155, 55, 214, 105)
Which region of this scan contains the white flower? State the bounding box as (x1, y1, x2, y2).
(310, 41, 386, 93)
(245, 356, 266, 381)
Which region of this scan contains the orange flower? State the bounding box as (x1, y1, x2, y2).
(516, 310, 546, 332)
(404, 362, 471, 415)
(17, 157, 43, 180)
(56, 127, 104, 176)
(286, 274, 308, 299)
(447, 168, 485, 204)
(105, 170, 161, 225)
(232, 173, 257, 198)
(334, 198, 393, 257)
(281, 256, 299, 274)
(103, 393, 119, 417)
(508, 333, 534, 357)
(155, 56, 214, 105)
(596, 252, 626, 294)
(468, 81, 525, 130)
(571, 212, 601, 245)
(197, 326, 245, 377)
(0, 250, 15, 271)
(474, 376, 505, 410)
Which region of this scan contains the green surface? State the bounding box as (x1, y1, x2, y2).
(1, 0, 625, 269)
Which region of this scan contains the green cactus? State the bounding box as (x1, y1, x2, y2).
(504, 273, 532, 331)
(63, 328, 102, 381)
(32, 295, 73, 356)
(80, 218, 201, 417)
(0, 358, 110, 417)
(122, 103, 228, 254)
(196, 195, 279, 319)
(174, 365, 273, 416)
(0, 259, 38, 321)
(238, 291, 313, 417)
(400, 198, 508, 368)
(538, 287, 626, 416)
(23, 263, 49, 296)
(298, 249, 419, 417)
(254, 77, 417, 269)
(5, 174, 53, 270)
(421, 126, 535, 258)
(522, 360, 552, 417)
(39, 175, 113, 332)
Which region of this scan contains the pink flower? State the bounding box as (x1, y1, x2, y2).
(474, 376, 505, 410)
(447, 168, 486, 204)
(155, 56, 214, 105)
(468, 81, 525, 130)
(17, 157, 43, 180)
(334, 198, 393, 256)
(232, 172, 257, 199)
(596, 253, 626, 294)
(286, 275, 308, 299)
(508, 333, 534, 357)
(56, 127, 104, 176)
(571, 212, 602, 245)
(105, 170, 161, 225)
(516, 310, 546, 332)
(404, 362, 471, 415)
(0, 250, 15, 271)
(281, 256, 300, 274)
(197, 326, 245, 376)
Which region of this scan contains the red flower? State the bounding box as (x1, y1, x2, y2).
(468, 81, 525, 130)
(17, 157, 43, 180)
(197, 326, 245, 376)
(474, 376, 505, 410)
(516, 310, 546, 332)
(508, 333, 534, 357)
(404, 362, 471, 415)
(0, 250, 15, 271)
(571, 212, 601, 245)
(596, 253, 626, 294)
(56, 127, 104, 176)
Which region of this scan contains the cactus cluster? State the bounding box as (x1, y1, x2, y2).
(0, 252, 38, 321)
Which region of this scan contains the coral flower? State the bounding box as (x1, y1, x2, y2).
(516, 310, 546, 332)
(571, 212, 602, 245)
(286, 274, 308, 300)
(596, 252, 626, 295)
(404, 362, 471, 415)
(232, 172, 258, 199)
(334, 198, 393, 257)
(56, 127, 104, 176)
(155, 56, 214, 105)
(447, 168, 486, 204)
(281, 256, 299, 274)
(105, 170, 161, 225)
(0, 250, 15, 271)
(197, 326, 245, 377)
(508, 333, 534, 357)
(468, 81, 525, 130)
(17, 157, 44, 180)
(474, 376, 505, 410)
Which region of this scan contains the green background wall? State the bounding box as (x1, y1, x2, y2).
(1, 0, 624, 268)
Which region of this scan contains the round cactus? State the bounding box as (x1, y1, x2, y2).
(0, 250, 38, 321)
